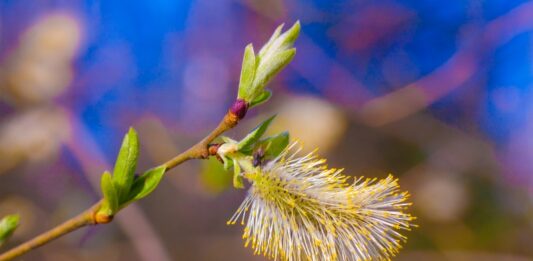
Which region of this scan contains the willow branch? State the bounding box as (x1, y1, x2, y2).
(0, 110, 240, 261)
(162, 111, 238, 169)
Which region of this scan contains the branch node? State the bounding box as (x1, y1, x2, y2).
(94, 212, 113, 224)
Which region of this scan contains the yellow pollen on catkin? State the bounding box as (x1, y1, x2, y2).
(227, 143, 415, 261)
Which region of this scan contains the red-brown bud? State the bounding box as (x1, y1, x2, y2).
(208, 143, 221, 156)
(229, 99, 249, 119)
(94, 212, 113, 224)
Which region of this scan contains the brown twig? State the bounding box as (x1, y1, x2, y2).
(162, 111, 238, 169)
(0, 110, 240, 261)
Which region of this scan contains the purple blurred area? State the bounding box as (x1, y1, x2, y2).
(1, 0, 533, 260)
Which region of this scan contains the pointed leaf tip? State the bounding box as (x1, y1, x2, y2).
(113, 127, 139, 202)
(283, 21, 301, 44)
(261, 131, 290, 159)
(237, 115, 277, 151)
(259, 23, 285, 57)
(126, 166, 166, 204)
(238, 44, 257, 100)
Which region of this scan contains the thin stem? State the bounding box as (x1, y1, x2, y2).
(162, 111, 238, 169)
(0, 203, 99, 261)
(0, 110, 240, 261)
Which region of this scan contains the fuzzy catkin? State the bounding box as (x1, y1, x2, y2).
(229, 144, 415, 261)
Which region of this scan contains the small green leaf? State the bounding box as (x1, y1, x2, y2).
(252, 49, 296, 94)
(219, 154, 233, 171)
(275, 21, 301, 52)
(100, 171, 118, 214)
(238, 115, 276, 151)
(126, 166, 166, 203)
(222, 155, 234, 171)
(238, 44, 257, 100)
(260, 131, 290, 159)
(0, 214, 19, 247)
(232, 159, 244, 189)
(258, 21, 300, 62)
(258, 23, 284, 57)
(249, 90, 272, 108)
(113, 127, 139, 202)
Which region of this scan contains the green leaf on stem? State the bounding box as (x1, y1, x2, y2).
(222, 155, 234, 171)
(112, 127, 139, 201)
(259, 131, 290, 159)
(238, 44, 257, 100)
(100, 171, 119, 214)
(249, 90, 272, 108)
(257, 23, 284, 57)
(237, 115, 276, 151)
(236, 21, 300, 105)
(232, 158, 244, 189)
(0, 214, 19, 247)
(252, 48, 295, 95)
(126, 166, 166, 203)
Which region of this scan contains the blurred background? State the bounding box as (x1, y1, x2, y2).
(0, 0, 532, 260)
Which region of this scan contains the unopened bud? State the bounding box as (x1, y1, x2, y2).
(230, 99, 249, 120)
(94, 212, 113, 224)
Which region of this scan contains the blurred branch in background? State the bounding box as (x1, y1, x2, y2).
(357, 1, 533, 127)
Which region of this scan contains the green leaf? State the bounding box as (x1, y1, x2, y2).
(100, 171, 118, 214)
(200, 157, 232, 194)
(126, 166, 166, 203)
(222, 155, 234, 171)
(258, 23, 284, 57)
(112, 127, 139, 202)
(275, 21, 301, 52)
(0, 214, 19, 247)
(260, 131, 290, 159)
(249, 90, 272, 108)
(237, 115, 276, 151)
(252, 48, 296, 94)
(259, 21, 300, 60)
(232, 158, 244, 189)
(237, 21, 299, 104)
(238, 44, 257, 100)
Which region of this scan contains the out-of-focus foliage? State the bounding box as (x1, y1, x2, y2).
(200, 157, 232, 194)
(0, 215, 19, 247)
